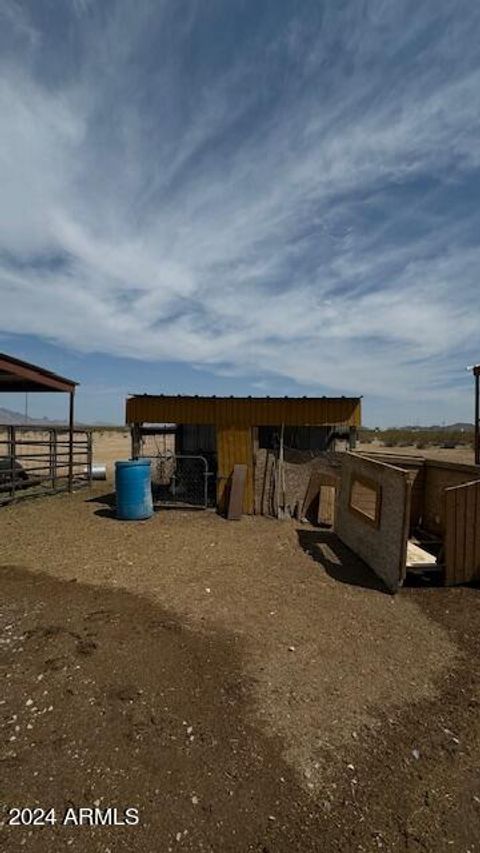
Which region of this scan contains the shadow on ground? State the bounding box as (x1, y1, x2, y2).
(297, 527, 390, 594)
(3, 554, 480, 849)
(87, 492, 210, 519)
(0, 564, 325, 852)
(86, 492, 116, 507)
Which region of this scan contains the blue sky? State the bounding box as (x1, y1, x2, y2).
(0, 0, 479, 426)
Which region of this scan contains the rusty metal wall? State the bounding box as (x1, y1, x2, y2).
(216, 426, 254, 514)
(126, 395, 361, 427)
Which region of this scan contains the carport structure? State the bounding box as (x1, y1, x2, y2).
(0, 353, 91, 503)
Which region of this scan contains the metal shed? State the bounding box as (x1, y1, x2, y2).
(126, 394, 361, 514)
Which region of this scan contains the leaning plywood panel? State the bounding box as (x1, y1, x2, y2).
(318, 485, 336, 526)
(227, 465, 247, 520)
(335, 453, 411, 592)
(302, 469, 339, 519)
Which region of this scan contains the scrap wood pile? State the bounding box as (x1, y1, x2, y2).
(255, 448, 342, 521)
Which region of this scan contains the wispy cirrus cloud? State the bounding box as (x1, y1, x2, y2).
(0, 0, 479, 421)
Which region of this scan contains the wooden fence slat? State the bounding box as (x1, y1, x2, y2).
(454, 487, 466, 583)
(474, 483, 480, 581)
(464, 483, 476, 581)
(444, 488, 457, 585)
(445, 480, 480, 584)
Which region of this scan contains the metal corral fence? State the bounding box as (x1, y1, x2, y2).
(0, 425, 93, 505)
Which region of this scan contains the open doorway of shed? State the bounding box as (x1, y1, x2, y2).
(133, 423, 218, 508)
(257, 425, 353, 453)
(176, 424, 217, 507)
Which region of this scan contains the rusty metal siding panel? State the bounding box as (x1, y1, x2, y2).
(126, 396, 361, 427)
(217, 426, 254, 514)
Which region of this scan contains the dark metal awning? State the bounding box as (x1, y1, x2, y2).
(0, 353, 79, 494)
(0, 353, 77, 393)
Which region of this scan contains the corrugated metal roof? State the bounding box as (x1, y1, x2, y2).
(126, 394, 361, 427)
(0, 353, 77, 393)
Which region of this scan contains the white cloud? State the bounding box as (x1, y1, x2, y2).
(0, 0, 479, 417)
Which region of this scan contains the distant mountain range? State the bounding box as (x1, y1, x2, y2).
(0, 406, 61, 425)
(0, 407, 117, 428)
(386, 423, 473, 431)
(0, 406, 474, 431)
(364, 423, 474, 432)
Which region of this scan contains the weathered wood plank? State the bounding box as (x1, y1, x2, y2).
(454, 487, 466, 583)
(318, 485, 335, 526)
(406, 541, 437, 569)
(227, 464, 247, 520)
(464, 482, 477, 581)
(444, 488, 457, 585)
(474, 483, 480, 581)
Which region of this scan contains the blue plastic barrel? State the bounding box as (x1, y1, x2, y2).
(115, 459, 153, 520)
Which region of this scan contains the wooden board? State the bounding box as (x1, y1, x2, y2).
(318, 485, 335, 526)
(302, 470, 338, 518)
(406, 541, 437, 570)
(227, 464, 247, 520)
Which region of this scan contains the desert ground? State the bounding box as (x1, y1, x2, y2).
(92, 429, 130, 476)
(1, 468, 480, 851)
(355, 440, 475, 466)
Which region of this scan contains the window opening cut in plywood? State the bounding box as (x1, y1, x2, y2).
(349, 475, 382, 527)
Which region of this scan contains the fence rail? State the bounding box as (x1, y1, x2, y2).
(0, 425, 92, 505)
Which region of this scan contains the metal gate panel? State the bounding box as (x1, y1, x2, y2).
(149, 453, 213, 508)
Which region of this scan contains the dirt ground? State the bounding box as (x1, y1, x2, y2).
(92, 430, 173, 477)
(355, 441, 475, 466)
(91, 430, 130, 476)
(1, 485, 480, 851)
